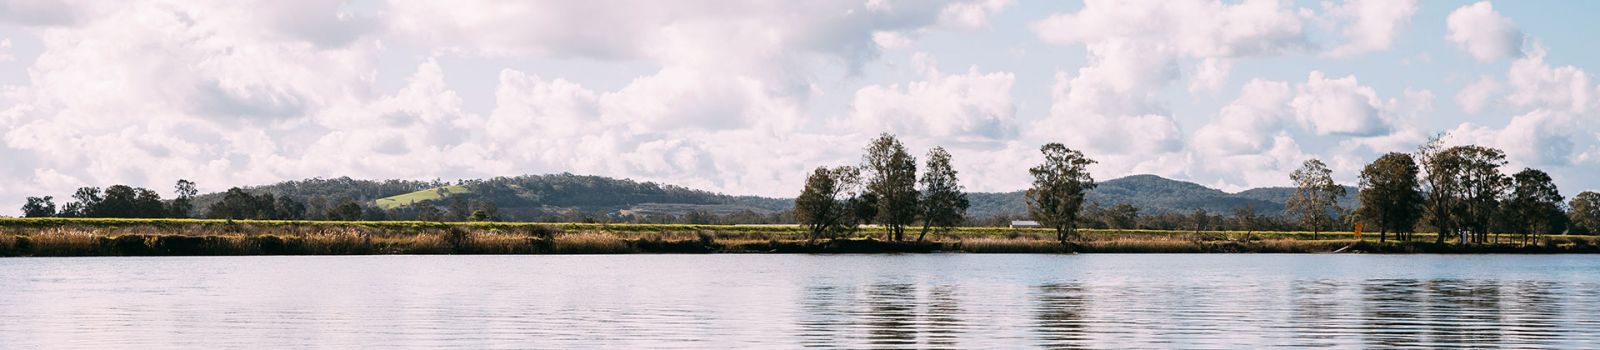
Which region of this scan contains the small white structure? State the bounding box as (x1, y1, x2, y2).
(1009, 220, 1042, 229)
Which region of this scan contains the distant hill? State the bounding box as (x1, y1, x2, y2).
(196, 174, 788, 220)
(373, 185, 470, 210)
(192, 177, 449, 212)
(197, 173, 1355, 220)
(965, 175, 1357, 218)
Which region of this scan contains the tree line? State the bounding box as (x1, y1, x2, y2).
(794, 134, 972, 242)
(19, 180, 399, 221)
(794, 133, 1102, 244)
(795, 132, 1600, 245)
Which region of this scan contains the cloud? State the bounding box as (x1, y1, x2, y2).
(384, 1, 1002, 76)
(1438, 40, 1600, 189)
(937, 0, 1013, 30)
(1028, 0, 1316, 182)
(850, 54, 1017, 144)
(1506, 44, 1596, 114)
(1445, 111, 1583, 168)
(1455, 76, 1502, 114)
(0, 0, 86, 26)
(1324, 0, 1418, 57)
(1193, 79, 1292, 156)
(872, 31, 912, 50)
(1188, 58, 1231, 92)
(1291, 71, 1394, 137)
(1445, 1, 1523, 62)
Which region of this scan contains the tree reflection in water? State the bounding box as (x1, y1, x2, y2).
(864, 283, 919, 347)
(1034, 282, 1088, 349)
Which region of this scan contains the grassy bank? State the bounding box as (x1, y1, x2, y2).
(0, 218, 1596, 256)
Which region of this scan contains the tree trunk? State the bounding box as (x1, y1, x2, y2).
(917, 222, 930, 242)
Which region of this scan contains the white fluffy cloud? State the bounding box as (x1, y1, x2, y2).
(1445, 1, 1523, 62)
(1506, 45, 1595, 114)
(851, 54, 1016, 144)
(1291, 71, 1394, 137)
(1029, 0, 1312, 178)
(0, 0, 1012, 208)
(1456, 76, 1502, 114)
(1, 0, 1596, 214)
(1437, 38, 1600, 185)
(1194, 79, 1292, 156)
(1325, 0, 1419, 57)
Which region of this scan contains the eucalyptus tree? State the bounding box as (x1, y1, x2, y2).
(1440, 145, 1508, 244)
(1025, 143, 1097, 244)
(1570, 191, 1600, 234)
(916, 147, 968, 241)
(1288, 158, 1345, 239)
(1356, 152, 1424, 243)
(21, 196, 56, 218)
(1417, 134, 1457, 244)
(795, 166, 861, 241)
(168, 179, 198, 218)
(862, 133, 918, 241)
(1507, 168, 1565, 244)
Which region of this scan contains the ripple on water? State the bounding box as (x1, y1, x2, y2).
(1, 254, 1599, 348)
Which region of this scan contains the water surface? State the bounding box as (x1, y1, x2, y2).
(2, 254, 1598, 348)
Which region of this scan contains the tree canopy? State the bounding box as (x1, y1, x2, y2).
(1025, 143, 1097, 243)
(1287, 158, 1345, 239)
(1356, 152, 1423, 243)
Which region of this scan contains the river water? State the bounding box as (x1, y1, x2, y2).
(1, 254, 1597, 348)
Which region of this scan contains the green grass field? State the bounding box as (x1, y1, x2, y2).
(371, 185, 470, 210)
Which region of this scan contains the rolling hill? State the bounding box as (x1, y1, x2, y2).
(964, 175, 1357, 219)
(197, 173, 1357, 221)
(373, 185, 470, 210)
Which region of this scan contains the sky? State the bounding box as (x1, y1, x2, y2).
(1, 0, 1598, 214)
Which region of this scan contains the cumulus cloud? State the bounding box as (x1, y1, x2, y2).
(1456, 76, 1502, 114)
(1193, 79, 1293, 156)
(850, 54, 1017, 144)
(937, 0, 1013, 30)
(1437, 39, 1600, 188)
(1445, 111, 1583, 168)
(0, 0, 87, 26)
(0, 0, 1022, 208)
(1445, 1, 1523, 62)
(1325, 0, 1418, 57)
(1506, 44, 1595, 114)
(1291, 71, 1394, 137)
(1028, 0, 1317, 181)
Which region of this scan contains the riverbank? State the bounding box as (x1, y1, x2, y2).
(1, 218, 1595, 256)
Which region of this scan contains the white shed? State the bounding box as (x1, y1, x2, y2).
(1009, 220, 1042, 229)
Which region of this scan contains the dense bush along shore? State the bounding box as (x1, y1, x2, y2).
(1, 218, 1595, 256)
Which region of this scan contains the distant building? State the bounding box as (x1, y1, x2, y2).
(1010, 220, 1042, 229)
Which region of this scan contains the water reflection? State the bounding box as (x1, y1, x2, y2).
(1034, 283, 1088, 349)
(924, 284, 963, 348)
(1361, 279, 1425, 347)
(796, 285, 847, 348)
(4, 255, 1600, 348)
(1289, 279, 1346, 346)
(863, 283, 918, 346)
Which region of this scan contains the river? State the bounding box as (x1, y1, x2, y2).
(2, 254, 1597, 348)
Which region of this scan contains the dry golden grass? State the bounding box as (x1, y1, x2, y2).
(1, 221, 1596, 256)
(552, 233, 634, 254)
